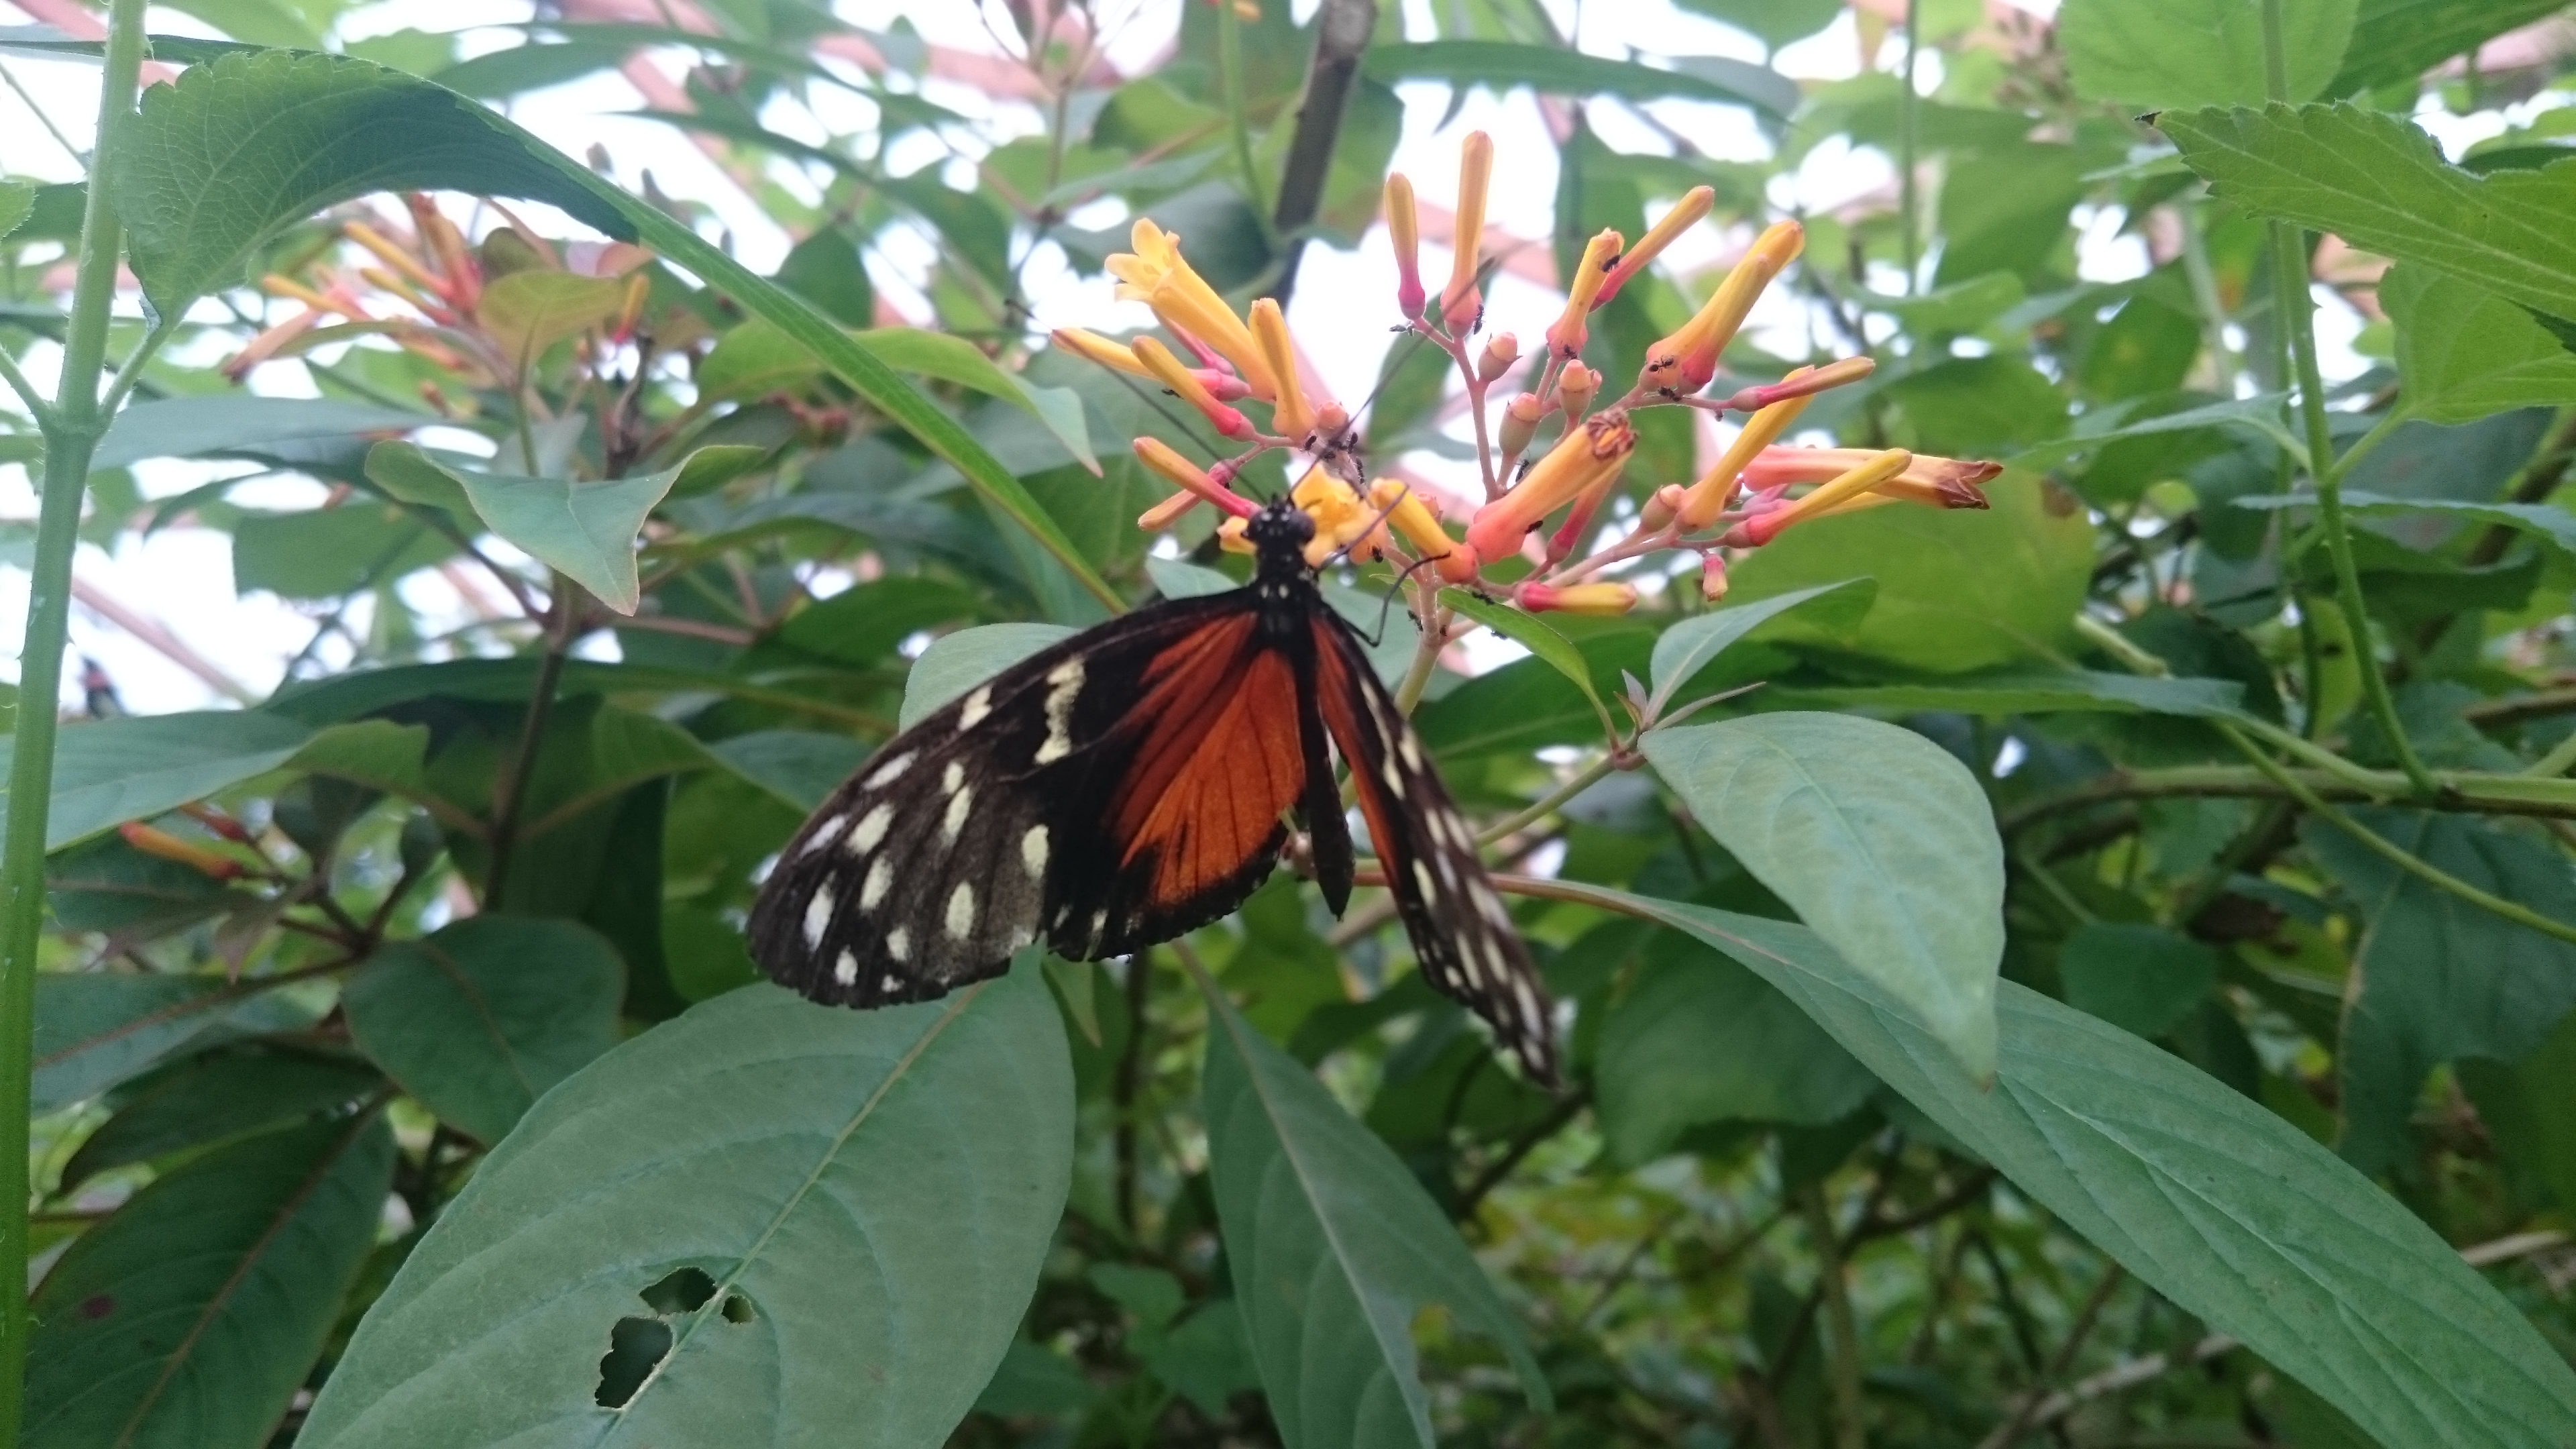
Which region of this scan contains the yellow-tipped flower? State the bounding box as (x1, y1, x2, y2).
(1292, 466, 1382, 566)
(1677, 372, 1818, 531)
(1442, 131, 1493, 329)
(1741, 447, 1999, 510)
(1513, 580, 1640, 616)
(1386, 172, 1425, 317)
(1638, 219, 1803, 398)
(1107, 219, 1278, 399)
(1053, 326, 1151, 378)
(1248, 298, 1314, 441)
(1134, 437, 1258, 519)
(1466, 409, 1636, 562)
(1137, 489, 1202, 532)
(1546, 228, 1623, 360)
(1597, 185, 1714, 309)
(1712, 356, 1875, 413)
(1132, 335, 1257, 441)
(1370, 478, 1479, 584)
(1727, 449, 1913, 547)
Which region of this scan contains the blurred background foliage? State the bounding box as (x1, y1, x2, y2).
(4, 0, 2576, 1445)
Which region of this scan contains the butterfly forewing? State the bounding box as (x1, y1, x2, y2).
(749, 594, 1305, 1002)
(1311, 609, 1563, 1087)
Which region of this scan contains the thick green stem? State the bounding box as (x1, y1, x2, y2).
(2176, 199, 2237, 388)
(2257, 0, 2434, 796)
(0, 0, 148, 1431)
(1801, 1186, 1868, 1449)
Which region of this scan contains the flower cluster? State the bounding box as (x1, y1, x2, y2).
(1055, 131, 2000, 616)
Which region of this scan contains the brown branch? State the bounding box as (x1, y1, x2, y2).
(1266, 0, 1377, 305)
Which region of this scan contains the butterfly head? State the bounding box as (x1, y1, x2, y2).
(1246, 497, 1318, 579)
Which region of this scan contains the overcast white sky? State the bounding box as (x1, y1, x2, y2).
(0, 0, 2509, 716)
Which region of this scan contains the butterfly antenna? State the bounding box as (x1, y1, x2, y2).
(1355, 551, 1446, 648)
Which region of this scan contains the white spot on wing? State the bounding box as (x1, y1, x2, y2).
(1021, 825, 1049, 876)
(957, 684, 993, 730)
(1397, 730, 1424, 769)
(865, 751, 915, 788)
(1412, 859, 1439, 900)
(886, 927, 910, 962)
(1035, 659, 1085, 765)
(941, 760, 964, 794)
(1381, 761, 1407, 799)
(947, 883, 977, 940)
(798, 814, 846, 856)
(847, 803, 892, 856)
(803, 885, 836, 949)
(833, 951, 859, 986)
(860, 858, 892, 911)
(942, 784, 973, 843)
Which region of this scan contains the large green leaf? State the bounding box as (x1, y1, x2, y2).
(2304, 811, 2576, 1177)
(1201, 990, 1549, 1448)
(1720, 474, 2092, 672)
(342, 916, 625, 1145)
(233, 502, 457, 600)
(2383, 265, 2576, 423)
(1559, 881, 2576, 1449)
(2235, 490, 2576, 557)
(2160, 103, 2576, 325)
(375, 445, 726, 613)
(1595, 936, 1874, 1166)
(33, 973, 316, 1112)
(62, 1044, 382, 1187)
(900, 623, 1074, 728)
(93, 394, 430, 468)
(26, 1114, 396, 1449)
(1770, 667, 2245, 718)
(476, 269, 628, 368)
(0, 710, 313, 852)
(2061, 0, 2355, 109)
(299, 971, 1074, 1448)
(2328, 0, 2567, 93)
(707, 731, 868, 812)
(111, 49, 627, 319)
(1362, 40, 1794, 119)
(1642, 712, 2004, 1081)
(1645, 578, 1871, 716)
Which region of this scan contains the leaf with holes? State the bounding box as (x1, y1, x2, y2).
(25, 1113, 396, 1449)
(342, 916, 625, 1145)
(1642, 712, 2004, 1081)
(298, 967, 1073, 1448)
(1201, 990, 1550, 1448)
(1556, 880, 2576, 1449)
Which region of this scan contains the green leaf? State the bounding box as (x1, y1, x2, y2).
(1642, 712, 2004, 1082)
(2459, 1007, 2576, 1214)
(476, 268, 628, 368)
(1200, 990, 1550, 1448)
(2329, 0, 2567, 93)
(697, 317, 826, 399)
(112, 50, 628, 319)
(2057, 922, 2219, 1039)
(708, 731, 867, 812)
(1772, 667, 2247, 718)
(342, 916, 626, 1146)
(1720, 474, 2092, 673)
(0, 710, 314, 853)
(2304, 810, 2576, 1177)
(34, 973, 317, 1112)
(900, 623, 1075, 729)
(380, 445, 706, 612)
(1444, 590, 1610, 731)
(1646, 578, 1872, 717)
(1675, 0, 1841, 50)
(2235, 490, 2576, 557)
(27, 1114, 396, 1449)
(1146, 557, 1236, 599)
(2159, 103, 2576, 325)
(233, 501, 458, 600)
(2384, 264, 2576, 423)
(1558, 882, 2576, 1449)
(0, 176, 33, 241)
(1363, 40, 1794, 119)
(93, 395, 432, 470)
(2008, 392, 2298, 470)
(1596, 938, 1875, 1165)
(2061, 0, 2356, 109)
(62, 1044, 382, 1187)
(299, 971, 1073, 1449)
(46, 833, 241, 941)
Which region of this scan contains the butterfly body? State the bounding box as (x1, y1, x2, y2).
(748, 500, 1560, 1085)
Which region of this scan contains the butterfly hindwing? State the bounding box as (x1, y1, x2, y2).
(1311, 608, 1562, 1087)
(749, 592, 1311, 1004)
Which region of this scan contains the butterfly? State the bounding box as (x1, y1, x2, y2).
(746, 498, 1560, 1087)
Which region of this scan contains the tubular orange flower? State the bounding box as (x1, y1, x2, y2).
(118, 821, 244, 881)
(1370, 478, 1479, 584)
(1513, 580, 1639, 616)
(1248, 299, 1314, 441)
(1725, 449, 1913, 547)
(1637, 219, 1803, 398)
(1597, 185, 1714, 309)
(1442, 131, 1493, 329)
(1052, 326, 1150, 378)
(1466, 409, 1636, 562)
(1677, 375, 1817, 531)
(1131, 335, 1258, 441)
(1135, 437, 1259, 519)
(1712, 356, 1875, 413)
(1385, 172, 1425, 317)
(1137, 489, 1203, 531)
(1107, 219, 1278, 399)
(1546, 228, 1623, 360)
(1740, 447, 1999, 509)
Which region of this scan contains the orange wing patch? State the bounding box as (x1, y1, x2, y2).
(1109, 615, 1307, 908)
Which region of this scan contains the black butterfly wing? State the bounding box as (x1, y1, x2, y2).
(749, 592, 1313, 1005)
(1310, 606, 1562, 1087)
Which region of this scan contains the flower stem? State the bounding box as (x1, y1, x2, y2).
(1216, 1, 1269, 227)
(0, 0, 148, 1430)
